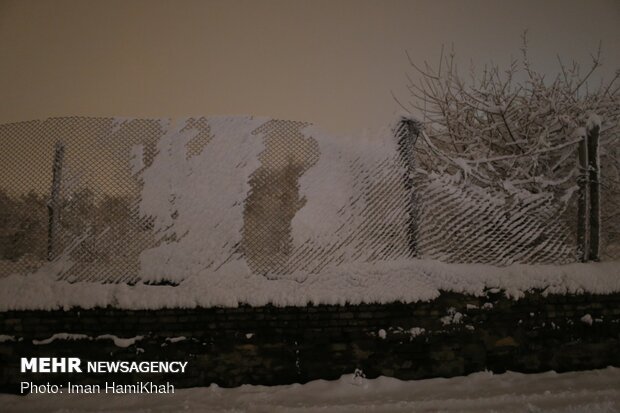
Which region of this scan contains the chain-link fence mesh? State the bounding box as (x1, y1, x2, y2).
(0, 116, 594, 284)
(414, 174, 577, 265)
(0, 117, 162, 283)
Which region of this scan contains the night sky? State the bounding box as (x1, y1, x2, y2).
(0, 0, 618, 135)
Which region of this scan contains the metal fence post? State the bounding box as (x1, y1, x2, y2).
(587, 120, 601, 261)
(395, 117, 421, 257)
(47, 142, 65, 261)
(577, 136, 589, 262)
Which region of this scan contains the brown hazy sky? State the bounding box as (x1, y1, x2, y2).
(0, 0, 619, 135)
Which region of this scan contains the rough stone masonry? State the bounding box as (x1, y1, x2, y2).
(1, 290, 620, 393)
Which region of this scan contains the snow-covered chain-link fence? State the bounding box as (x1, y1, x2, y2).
(0, 116, 594, 283)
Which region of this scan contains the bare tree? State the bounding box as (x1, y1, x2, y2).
(396, 36, 620, 258)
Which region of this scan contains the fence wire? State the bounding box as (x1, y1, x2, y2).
(0, 116, 590, 284)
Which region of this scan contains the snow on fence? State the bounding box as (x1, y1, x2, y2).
(0, 116, 588, 283)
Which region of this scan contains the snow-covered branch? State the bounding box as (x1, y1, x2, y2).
(399, 40, 619, 197)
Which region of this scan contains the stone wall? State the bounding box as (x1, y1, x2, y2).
(2, 290, 620, 393)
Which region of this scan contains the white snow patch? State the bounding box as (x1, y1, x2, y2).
(166, 336, 187, 343)
(1, 260, 620, 311)
(573, 127, 587, 138)
(96, 334, 143, 348)
(378, 329, 387, 339)
(291, 124, 408, 262)
(0, 335, 16, 343)
(581, 314, 594, 325)
(441, 308, 464, 325)
(32, 333, 89, 345)
(3, 368, 620, 412)
(32, 333, 142, 347)
(409, 327, 425, 337)
(587, 112, 602, 131)
(138, 116, 267, 283)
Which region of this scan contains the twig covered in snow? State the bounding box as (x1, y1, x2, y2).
(398, 35, 620, 256)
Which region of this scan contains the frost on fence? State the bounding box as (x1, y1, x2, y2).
(0, 116, 584, 283)
(416, 173, 576, 265)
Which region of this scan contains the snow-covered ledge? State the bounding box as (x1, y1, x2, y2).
(1, 260, 619, 311)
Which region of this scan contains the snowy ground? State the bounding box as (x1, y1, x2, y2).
(3, 368, 620, 412)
